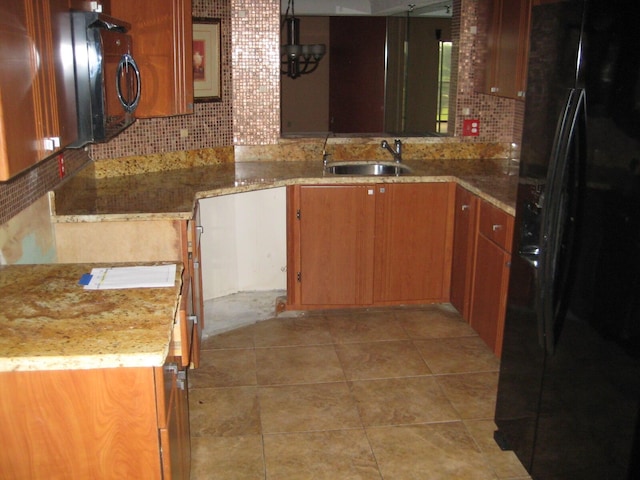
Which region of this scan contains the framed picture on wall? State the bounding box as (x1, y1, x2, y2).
(193, 17, 221, 102)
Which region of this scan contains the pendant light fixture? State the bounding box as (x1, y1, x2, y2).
(281, 0, 326, 79)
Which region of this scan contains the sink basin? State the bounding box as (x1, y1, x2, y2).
(325, 162, 412, 176)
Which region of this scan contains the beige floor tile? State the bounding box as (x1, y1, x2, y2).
(464, 419, 532, 479)
(437, 372, 499, 419)
(189, 386, 261, 436)
(350, 376, 459, 426)
(336, 340, 431, 380)
(396, 304, 478, 339)
(256, 344, 345, 385)
(263, 430, 381, 479)
(366, 422, 498, 479)
(259, 382, 361, 433)
(326, 310, 408, 343)
(414, 336, 501, 374)
(188, 348, 257, 388)
(190, 435, 264, 480)
(253, 316, 333, 347)
(201, 324, 255, 350)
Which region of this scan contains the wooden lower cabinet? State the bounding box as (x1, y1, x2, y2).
(373, 182, 454, 303)
(291, 184, 376, 306)
(469, 233, 511, 355)
(287, 182, 454, 309)
(0, 363, 189, 479)
(449, 185, 479, 319)
(468, 199, 514, 356)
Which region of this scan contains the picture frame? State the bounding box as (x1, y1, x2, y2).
(192, 17, 221, 103)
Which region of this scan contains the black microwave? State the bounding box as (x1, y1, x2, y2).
(69, 11, 141, 147)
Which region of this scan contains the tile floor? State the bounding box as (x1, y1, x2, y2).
(188, 303, 532, 479)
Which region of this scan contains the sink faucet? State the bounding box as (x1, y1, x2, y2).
(381, 139, 402, 163)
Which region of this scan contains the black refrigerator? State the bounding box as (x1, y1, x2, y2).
(494, 0, 640, 478)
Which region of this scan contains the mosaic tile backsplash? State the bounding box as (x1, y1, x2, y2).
(1, 0, 525, 226)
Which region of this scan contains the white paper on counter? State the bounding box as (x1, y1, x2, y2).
(83, 264, 177, 290)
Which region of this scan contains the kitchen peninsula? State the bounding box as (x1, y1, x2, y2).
(50, 148, 518, 354)
(0, 262, 191, 479)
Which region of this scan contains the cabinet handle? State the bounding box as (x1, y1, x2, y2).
(492, 224, 503, 231)
(196, 225, 204, 235)
(461, 204, 470, 211)
(188, 314, 198, 325)
(491, 86, 499, 93)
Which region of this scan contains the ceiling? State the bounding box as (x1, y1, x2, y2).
(280, 0, 452, 17)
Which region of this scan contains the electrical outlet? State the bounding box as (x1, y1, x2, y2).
(57, 154, 65, 179)
(462, 119, 480, 136)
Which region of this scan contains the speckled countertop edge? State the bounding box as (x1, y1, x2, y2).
(0, 263, 184, 372)
(51, 157, 518, 222)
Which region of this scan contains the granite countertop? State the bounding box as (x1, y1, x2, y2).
(51, 158, 519, 222)
(0, 263, 183, 372)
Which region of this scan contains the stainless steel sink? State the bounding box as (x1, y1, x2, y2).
(325, 162, 412, 176)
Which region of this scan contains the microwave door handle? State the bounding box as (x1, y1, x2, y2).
(116, 53, 141, 113)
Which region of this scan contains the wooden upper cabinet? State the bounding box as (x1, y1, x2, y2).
(0, 0, 77, 181)
(110, 0, 194, 118)
(483, 0, 531, 99)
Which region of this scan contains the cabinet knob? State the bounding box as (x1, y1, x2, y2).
(492, 224, 503, 231)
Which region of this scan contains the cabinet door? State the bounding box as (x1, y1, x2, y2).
(374, 182, 453, 303)
(450, 186, 478, 320)
(0, 0, 77, 180)
(291, 184, 376, 307)
(470, 234, 511, 356)
(484, 0, 531, 99)
(111, 0, 194, 117)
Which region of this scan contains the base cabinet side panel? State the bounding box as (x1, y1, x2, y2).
(0, 368, 162, 480)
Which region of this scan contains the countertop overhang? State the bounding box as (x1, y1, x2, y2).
(0, 263, 183, 372)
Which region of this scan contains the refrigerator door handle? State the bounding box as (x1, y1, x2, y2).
(536, 88, 586, 354)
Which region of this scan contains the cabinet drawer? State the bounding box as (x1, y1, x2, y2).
(478, 200, 514, 252)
